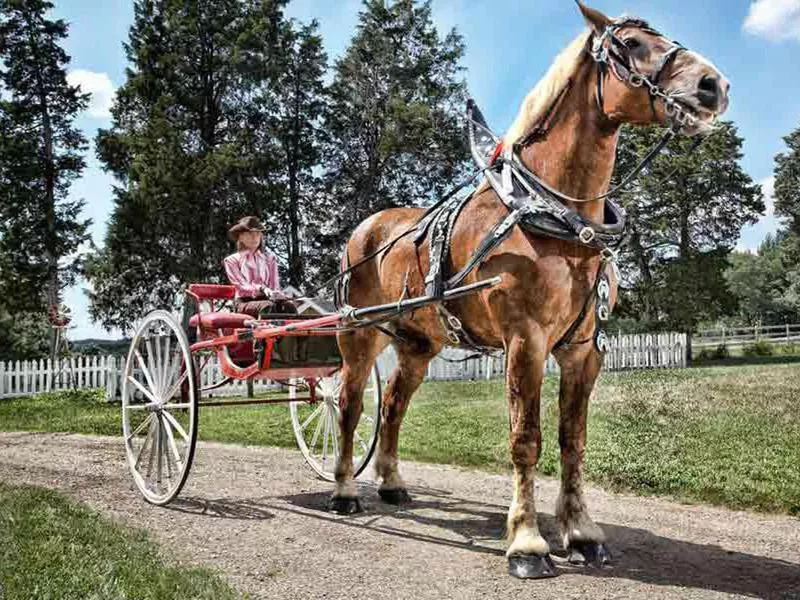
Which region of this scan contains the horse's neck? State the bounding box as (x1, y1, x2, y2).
(517, 60, 620, 224)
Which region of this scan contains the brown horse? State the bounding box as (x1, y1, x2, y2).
(331, 2, 729, 579)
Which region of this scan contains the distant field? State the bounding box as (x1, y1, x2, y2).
(1, 362, 799, 514)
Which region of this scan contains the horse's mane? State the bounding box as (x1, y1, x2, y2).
(503, 29, 593, 146)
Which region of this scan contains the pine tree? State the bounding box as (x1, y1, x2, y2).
(774, 128, 800, 233)
(613, 122, 764, 331)
(85, 0, 290, 331)
(0, 0, 90, 356)
(311, 0, 469, 283)
(268, 20, 327, 286)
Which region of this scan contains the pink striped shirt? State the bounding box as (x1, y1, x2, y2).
(223, 249, 280, 298)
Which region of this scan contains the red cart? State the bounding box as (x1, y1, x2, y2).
(122, 278, 499, 505)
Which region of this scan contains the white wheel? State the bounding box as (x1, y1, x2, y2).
(122, 310, 198, 505)
(289, 366, 381, 481)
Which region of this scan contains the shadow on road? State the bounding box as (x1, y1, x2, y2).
(177, 485, 800, 598)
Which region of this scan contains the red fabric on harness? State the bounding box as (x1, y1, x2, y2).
(187, 284, 237, 300)
(489, 141, 504, 166)
(188, 312, 252, 329)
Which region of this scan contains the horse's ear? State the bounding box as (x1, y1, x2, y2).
(575, 1, 613, 33)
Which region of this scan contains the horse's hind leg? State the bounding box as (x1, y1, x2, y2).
(329, 327, 385, 515)
(554, 342, 610, 566)
(375, 337, 438, 504)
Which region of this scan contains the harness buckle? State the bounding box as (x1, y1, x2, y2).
(579, 227, 596, 244)
(629, 73, 645, 87)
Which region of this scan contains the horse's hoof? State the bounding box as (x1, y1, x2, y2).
(508, 553, 558, 579)
(378, 488, 411, 505)
(567, 542, 612, 567)
(327, 496, 362, 515)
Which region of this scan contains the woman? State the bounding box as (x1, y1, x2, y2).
(224, 216, 295, 317)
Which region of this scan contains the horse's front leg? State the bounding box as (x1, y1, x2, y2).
(554, 342, 611, 566)
(505, 330, 557, 579)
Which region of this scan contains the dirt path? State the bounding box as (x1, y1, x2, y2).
(1, 432, 798, 599)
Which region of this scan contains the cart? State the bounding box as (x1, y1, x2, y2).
(122, 277, 500, 505)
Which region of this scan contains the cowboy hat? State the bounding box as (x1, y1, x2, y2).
(228, 216, 266, 241)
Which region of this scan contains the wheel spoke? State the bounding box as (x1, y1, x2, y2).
(154, 335, 163, 398)
(354, 429, 369, 455)
(321, 409, 330, 464)
(134, 418, 156, 469)
(160, 335, 172, 396)
(301, 403, 325, 431)
(145, 338, 159, 396)
(134, 351, 159, 401)
(163, 369, 189, 404)
(127, 413, 154, 442)
(155, 415, 164, 485)
(309, 407, 324, 451)
(145, 418, 158, 478)
(162, 409, 189, 443)
(127, 375, 160, 405)
(162, 416, 184, 471)
(330, 404, 340, 462)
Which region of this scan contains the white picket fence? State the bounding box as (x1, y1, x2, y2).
(0, 332, 686, 400)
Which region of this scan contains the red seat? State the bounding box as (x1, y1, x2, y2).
(189, 312, 252, 330)
(188, 284, 237, 300)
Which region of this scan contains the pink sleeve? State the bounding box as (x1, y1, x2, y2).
(267, 255, 280, 290)
(224, 256, 263, 297)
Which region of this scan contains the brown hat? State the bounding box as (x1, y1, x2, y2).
(228, 216, 266, 241)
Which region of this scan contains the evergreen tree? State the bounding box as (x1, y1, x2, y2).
(85, 0, 290, 331)
(774, 128, 800, 233)
(0, 0, 90, 356)
(269, 20, 327, 286)
(613, 122, 763, 331)
(311, 0, 469, 282)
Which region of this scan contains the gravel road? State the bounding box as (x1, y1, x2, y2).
(1, 431, 798, 599)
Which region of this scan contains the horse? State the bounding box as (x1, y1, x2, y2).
(330, 1, 730, 579)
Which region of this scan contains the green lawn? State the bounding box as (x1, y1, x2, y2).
(0, 483, 241, 600)
(1, 362, 799, 514)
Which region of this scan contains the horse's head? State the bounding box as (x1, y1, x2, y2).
(577, 2, 729, 137)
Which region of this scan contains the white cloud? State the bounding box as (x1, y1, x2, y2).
(66, 69, 115, 119)
(743, 0, 800, 43)
(760, 175, 776, 216)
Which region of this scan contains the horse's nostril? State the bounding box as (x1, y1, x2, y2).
(697, 75, 719, 110)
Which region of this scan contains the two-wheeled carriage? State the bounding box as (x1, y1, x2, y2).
(122, 278, 499, 505)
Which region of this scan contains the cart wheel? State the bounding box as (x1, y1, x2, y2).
(289, 366, 381, 482)
(122, 310, 198, 505)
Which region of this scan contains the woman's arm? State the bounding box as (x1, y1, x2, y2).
(224, 255, 264, 297)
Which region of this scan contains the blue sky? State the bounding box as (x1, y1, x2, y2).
(54, 0, 800, 338)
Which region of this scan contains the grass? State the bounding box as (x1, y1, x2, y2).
(0, 483, 241, 600)
(1, 363, 799, 514)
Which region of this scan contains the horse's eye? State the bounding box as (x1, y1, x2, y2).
(624, 37, 641, 50)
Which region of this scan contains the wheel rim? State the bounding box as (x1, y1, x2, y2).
(290, 367, 381, 481)
(122, 311, 197, 504)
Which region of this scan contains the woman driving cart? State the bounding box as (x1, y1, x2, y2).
(223, 216, 296, 317)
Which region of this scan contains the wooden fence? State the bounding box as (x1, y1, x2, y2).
(693, 323, 800, 348)
(0, 331, 686, 400)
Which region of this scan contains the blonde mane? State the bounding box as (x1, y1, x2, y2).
(504, 30, 592, 146)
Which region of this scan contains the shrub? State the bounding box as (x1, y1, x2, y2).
(711, 344, 730, 359)
(742, 341, 774, 357)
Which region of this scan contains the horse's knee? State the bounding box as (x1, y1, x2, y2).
(510, 428, 542, 468)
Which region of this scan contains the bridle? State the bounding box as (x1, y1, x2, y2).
(591, 18, 697, 132)
(512, 18, 707, 204)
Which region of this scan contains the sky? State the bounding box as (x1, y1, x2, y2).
(51, 0, 800, 339)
